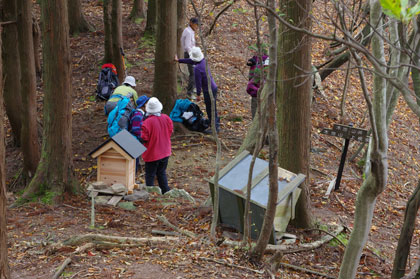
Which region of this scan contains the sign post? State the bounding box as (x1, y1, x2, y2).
(321, 124, 369, 190)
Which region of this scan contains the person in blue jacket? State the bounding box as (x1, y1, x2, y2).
(175, 46, 220, 133)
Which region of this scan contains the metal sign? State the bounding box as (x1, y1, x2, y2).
(320, 124, 369, 191)
(321, 124, 369, 143)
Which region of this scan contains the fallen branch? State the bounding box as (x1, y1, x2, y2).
(223, 225, 344, 253)
(280, 262, 336, 279)
(157, 215, 197, 238)
(305, 227, 347, 248)
(52, 257, 72, 279)
(52, 243, 94, 279)
(151, 229, 179, 236)
(47, 234, 179, 255)
(198, 257, 264, 274)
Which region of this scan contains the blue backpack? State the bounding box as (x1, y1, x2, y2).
(107, 97, 134, 137)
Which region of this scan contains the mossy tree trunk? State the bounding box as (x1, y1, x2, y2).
(153, 0, 177, 114)
(103, 0, 113, 63)
(145, 0, 157, 36)
(1, 0, 23, 146)
(20, 0, 79, 203)
(68, 0, 94, 35)
(0, 25, 10, 279)
(111, 0, 124, 83)
(129, 0, 146, 21)
(17, 0, 40, 181)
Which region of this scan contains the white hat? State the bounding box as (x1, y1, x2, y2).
(189, 46, 204, 62)
(123, 76, 136, 87)
(146, 97, 163, 114)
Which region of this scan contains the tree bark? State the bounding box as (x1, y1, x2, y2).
(103, 0, 113, 63)
(153, 0, 177, 114)
(250, 0, 277, 262)
(277, 0, 313, 228)
(129, 0, 146, 21)
(32, 17, 41, 78)
(17, 0, 40, 180)
(338, 1, 388, 278)
(176, 0, 186, 58)
(145, 0, 157, 35)
(392, 181, 420, 279)
(68, 0, 94, 35)
(1, 0, 23, 146)
(111, 0, 124, 83)
(0, 25, 10, 279)
(20, 0, 79, 203)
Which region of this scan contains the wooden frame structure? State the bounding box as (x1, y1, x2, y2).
(208, 151, 305, 244)
(89, 130, 146, 193)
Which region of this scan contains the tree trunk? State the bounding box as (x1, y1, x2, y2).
(32, 17, 41, 78)
(338, 1, 388, 278)
(277, 0, 313, 228)
(145, 0, 157, 35)
(103, 0, 113, 63)
(17, 0, 40, 180)
(176, 0, 186, 58)
(153, 0, 177, 114)
(68, 0, 94, 35)
(20, 0, 79, 203)
(111, 0, 124, 83)
(392, 181, 420, 278)
(250, 0, 278, 262)
(0, 25, 10, 279)
(129, 0, 146, 21)
(1, 0, 23, 146)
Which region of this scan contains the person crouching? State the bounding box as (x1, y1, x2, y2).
(141, 97, 173, 194)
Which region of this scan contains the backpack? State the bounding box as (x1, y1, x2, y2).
(96, 64, 119, 100)
(107, 97, 134, 137)
(182, 103, 209, 132)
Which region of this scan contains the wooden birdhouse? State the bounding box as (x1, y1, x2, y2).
(89, 130, 146, 193)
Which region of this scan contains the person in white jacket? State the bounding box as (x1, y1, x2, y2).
(180, 17, 199, 99)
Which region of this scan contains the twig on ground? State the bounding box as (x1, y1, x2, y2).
(157, 215, 197, 238)
(305, 227, 347, 248)
(52, 257, 72, 279)
(198, 257, 264, 274)
(280, 262, 336, 279)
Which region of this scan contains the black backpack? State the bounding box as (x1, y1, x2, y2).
(96, 65, 119, 100)
(182, 103, 209, 132)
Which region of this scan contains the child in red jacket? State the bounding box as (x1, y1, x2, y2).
(141, 97, 173, 194)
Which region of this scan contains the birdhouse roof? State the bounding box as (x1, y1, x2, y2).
(89, 130, 146, 159)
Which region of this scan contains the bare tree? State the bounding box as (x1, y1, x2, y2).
(17, 0, 40, 180)
(19, 0, 79, 203)
(0, 24, 10, 279)
(153, 0, 177, 113)
(249, 0, 278, 262)
(1, 0, 23, 146)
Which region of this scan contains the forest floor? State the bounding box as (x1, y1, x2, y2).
(4, 0, 420, 278)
